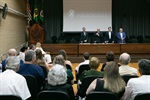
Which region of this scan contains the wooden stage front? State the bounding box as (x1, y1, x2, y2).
(42, 43, 150, 63)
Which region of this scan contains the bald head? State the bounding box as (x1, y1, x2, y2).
(119, 53, 131, 65)
(8, 49, 17, 56)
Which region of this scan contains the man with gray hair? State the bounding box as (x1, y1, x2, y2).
(0, 56, 31, 100)
(122, 59, 150, 100)
(17, 50, 45, 92)
(119, 52, 138, 75)
(1, 48, 24, 71)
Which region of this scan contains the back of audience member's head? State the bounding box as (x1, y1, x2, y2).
(25, 50, 36, 62)
(48, 64, 67, 86)
(35, 49, 43, 60)
(53, 55, 65, 67)
(36, 42, 41, 48)
(58, 49, 67, 60)
(5, 56, 20, 71)
(89, 57, 100, 70)
(106, 51, 115, 62)
(119, 52, 131, 65)
(29, 44, 36, 50)
(104, 61, 126, 93)
(138, 59, 150, 75)
(83, 52, 90, 60)
(20, 45, 29, 52)
(8, 48, 17, 56)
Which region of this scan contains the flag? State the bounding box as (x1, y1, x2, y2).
(27, 0, 32, 21)
(33, 1, 39, 23)
(39, 0, 44, 23)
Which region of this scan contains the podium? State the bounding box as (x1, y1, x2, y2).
(29, 23, 44, 44)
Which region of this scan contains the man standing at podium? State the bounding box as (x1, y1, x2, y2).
(105, 27, 114, 43)
(117, 27, 126, 43)
(80, 27, 89, 43)
(94, 27, 103, 43)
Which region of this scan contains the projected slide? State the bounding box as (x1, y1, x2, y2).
(63, 0, 112, 32)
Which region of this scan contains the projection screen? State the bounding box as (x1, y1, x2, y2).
(63, 0, 112, 32)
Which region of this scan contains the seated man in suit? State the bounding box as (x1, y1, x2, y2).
(105, 27, 114, 43)
(117, 27, 126, 43)
(80, 27, 89, 43)
(93, 28, 103, 43)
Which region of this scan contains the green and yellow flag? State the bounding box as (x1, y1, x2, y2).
(33, 2, 39, 23)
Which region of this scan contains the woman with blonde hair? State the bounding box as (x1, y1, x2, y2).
(86, 61, 126, 99)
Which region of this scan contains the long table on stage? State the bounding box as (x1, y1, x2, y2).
(42, 43, 150, 57)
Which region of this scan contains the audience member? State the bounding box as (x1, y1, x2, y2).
(29, 44, 36, 51)
(105, 27, 114, 43)
(78, 57, 104, 83)
(94, 27, 103, 43)
(35, 49, 50, 77)
(0, 56, 31, 100)
(75, 52, 90, 74)
(53, 55, 74, 85)
(119, 52, 138, 76)
(117, 27, 126, 43)
(42, 64, 75, 100)
(86, 61, 126, 99)
(18, 45, 29, 62)
(34, 42, 52, 64)
(58, 49, 73, 71)
(17, 50, 46, 92)
(101, 51, 120, 71)
(80, 27, 89, 43)
(122, 59, 150, 100)
(1, 48, 24, 72)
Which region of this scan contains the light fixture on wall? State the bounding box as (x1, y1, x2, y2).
(2, 3, 8, 19)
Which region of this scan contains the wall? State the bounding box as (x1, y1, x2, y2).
(0, 0, 27, 56)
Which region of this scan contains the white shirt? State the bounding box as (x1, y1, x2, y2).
(122, 75, 150, 100)
(109, 32, 111, 39)
(120, 33, 123, 39)
(0, 70, 31, 100)
(119, 65, 138, 76)
(75, 60, 89, 73)
(18, 52, 25, 62)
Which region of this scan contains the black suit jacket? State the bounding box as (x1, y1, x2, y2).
(105, 31, 114, 43)
(80, 32, 89, 43)
(94, 31, 103, 43)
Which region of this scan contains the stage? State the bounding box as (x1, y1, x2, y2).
(41, 43, 150, 63)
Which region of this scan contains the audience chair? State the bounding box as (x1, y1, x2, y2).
(77, 76, 103, 98)
(76, 64, 90, 81)
(23, 75, 38, 100)
(85, 91, 118, 100)
(134, 93, 150, 100)
(121, 75, 138, 84)
(37, 91, 69, 100)
(0, 95, 22, 100)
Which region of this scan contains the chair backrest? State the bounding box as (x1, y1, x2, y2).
(78, 76, 103, 98)
(76, 64, 90, 80)
(134, 93, 150, 100)
(23, 75, 38, 100)
(37, 91, 69, 100)
(121, 75, 138, 84)
(85, 91, 118, 100)
(0, 95, 22, 100)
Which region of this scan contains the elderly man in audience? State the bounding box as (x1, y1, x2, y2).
(119, 52, 138, 76)
(122, 59, 150, 100)
(1, 48, 24, 72)
(17, 50, 45, 92)
(0, 56, 31, 100)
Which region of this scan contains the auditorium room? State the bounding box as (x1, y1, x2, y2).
(0, 0, 150, 100)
